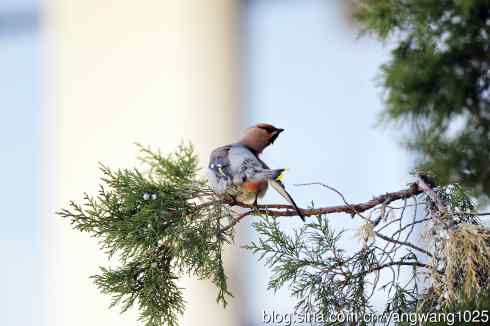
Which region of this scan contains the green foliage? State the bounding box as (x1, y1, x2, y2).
(247, 183, 490, 325)
(58, 144, 234, 326)
(438, 183, 478, 222)
(246, 215, 375, 322)
(57, 143, 490, 326)
(354, 0, 490, 199)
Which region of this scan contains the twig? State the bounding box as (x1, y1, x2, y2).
(454, 212, 490, 217)
(374, 231, 433, 257)
(220, 211, 254, 233)
(415, 174, 447, 213)
(220, 183, 424, 230)
(355, 260, 430, 278)
(295, 182, 369, 220)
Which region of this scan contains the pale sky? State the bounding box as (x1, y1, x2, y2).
(239, 1, 409, 324)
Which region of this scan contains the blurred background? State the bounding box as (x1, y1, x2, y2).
(1, 1, 409, 325)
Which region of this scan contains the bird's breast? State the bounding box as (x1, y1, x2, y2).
(241, 180, 267, 192)
(235, 180, 268, 204)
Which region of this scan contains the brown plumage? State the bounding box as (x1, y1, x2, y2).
(238, 123, 285, 154)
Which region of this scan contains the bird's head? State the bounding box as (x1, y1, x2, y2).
(239, 123, 285, 154)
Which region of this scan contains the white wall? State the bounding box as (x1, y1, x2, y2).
(42, 1, 240, 325)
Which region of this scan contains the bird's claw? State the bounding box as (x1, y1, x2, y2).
(223, 195, 238, 206)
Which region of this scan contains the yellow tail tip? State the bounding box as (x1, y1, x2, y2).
(276, 168, 288, 181)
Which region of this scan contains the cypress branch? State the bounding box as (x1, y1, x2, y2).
(59, 144, 490, 325)
(58, 144, 234, 326)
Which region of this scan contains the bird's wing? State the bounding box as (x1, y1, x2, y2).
(208, 144, 263, 192)
(256, 156, 305, 221)
(208, 145, 234, 194)
(227, 145, 266, 181)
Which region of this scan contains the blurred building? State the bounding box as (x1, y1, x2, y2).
(43, 1, 240, 326)
(0, 1, 41, 326)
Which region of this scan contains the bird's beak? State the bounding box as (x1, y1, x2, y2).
(270, 128, 284, 144)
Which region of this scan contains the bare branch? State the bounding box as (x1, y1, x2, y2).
(353, 260, 430, 278)
(220, 210, 253, 233)
(374, 231, 433, 257)
(416, 174, 447, 213)
(221, 183, 425, 228)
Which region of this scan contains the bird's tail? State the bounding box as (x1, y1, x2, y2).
(268, 171, 305, 222)
(253, 168, 286, 181)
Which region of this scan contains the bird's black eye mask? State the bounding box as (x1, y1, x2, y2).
(260, 127, 284, 145)
(269, 132, 280, 145)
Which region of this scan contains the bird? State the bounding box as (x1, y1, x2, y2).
(207, 123, 305, 221)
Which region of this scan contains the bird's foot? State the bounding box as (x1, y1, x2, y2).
(223, 195, 238, 206)
(252, 197, 259, 210)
